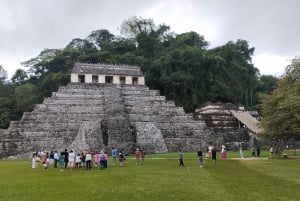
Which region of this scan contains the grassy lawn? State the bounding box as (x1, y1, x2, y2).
(0, 152, 299, 201)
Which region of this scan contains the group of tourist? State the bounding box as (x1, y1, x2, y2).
(31, 147, 136, 170)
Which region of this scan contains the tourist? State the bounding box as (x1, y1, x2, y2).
(49, 150, 54, 166)
(42, 151, 48, 164)
(93, 151, 99, 167)
(64, 149, 69, 169)
(69, 150, 75, 170)
(269, 146, 274, 158)
(59, 151, 65, 171)
(81, 152, 86, 169)
(179, 150, 184, 167)
(197, 149, 203, 168)
(121, 148, 126, 164)
(32, 152, 38, 169)
(54, 150, 59, 168)
(135, 148, 141, 165)
(111, 147, 117, 165)
(104, 151, 108, 168)
(256, 146, 261, 157)
(99, 150, 106, 170)
(118, 150, 124, 167)
(85, 151, 92, 170)
(239, 146, 244, 159)
(208, 145, 213, 159)
(212, 147, 217, 164)
(221, 147, 227, 160)
(75, 153, 81, 169)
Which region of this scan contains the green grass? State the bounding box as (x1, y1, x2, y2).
(0, 153, 299, 201)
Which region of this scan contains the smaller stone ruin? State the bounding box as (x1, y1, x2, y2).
(194, 102, 261, 150)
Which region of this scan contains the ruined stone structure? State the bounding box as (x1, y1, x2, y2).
(0, 63, 213, 159)
(194, 103, 261, 150)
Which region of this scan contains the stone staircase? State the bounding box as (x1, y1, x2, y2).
(120, 85, 209, 153)
(194, 103, 257, 150)
(0, 83, 212, 159)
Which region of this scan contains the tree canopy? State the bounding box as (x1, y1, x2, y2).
(260, 57, 300, 140)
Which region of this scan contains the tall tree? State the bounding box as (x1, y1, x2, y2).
(260, 56, 300, 140)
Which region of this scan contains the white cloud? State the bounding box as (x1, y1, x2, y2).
(1, 0, 300, 79)
(252, 54, 289, 77)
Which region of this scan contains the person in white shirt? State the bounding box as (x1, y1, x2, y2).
(54, 150, 59, 168)
(85, 151, 92, 170)
(68, 150, 75, 170)
(75, 153, 81, 169)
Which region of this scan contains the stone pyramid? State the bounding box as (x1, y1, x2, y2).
(0, 64, 213, 158)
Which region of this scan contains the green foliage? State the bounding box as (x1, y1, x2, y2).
(0, 82, 16, 128)
(11, 69, 28, 83)
(0, 158, 299, 201)
(14, 83, 39, 115)
(261, 57, 300, 140)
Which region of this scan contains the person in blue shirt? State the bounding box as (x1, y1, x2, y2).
(111, 147, 117, 166)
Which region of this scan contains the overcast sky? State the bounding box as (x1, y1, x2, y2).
(1, 0, 299, 79)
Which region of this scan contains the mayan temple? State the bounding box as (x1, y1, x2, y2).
(0, 63, 216, 159)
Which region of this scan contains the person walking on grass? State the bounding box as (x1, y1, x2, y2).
(197, 149, 203, 168)
(179, 150, 184, 167)
(212, 147, 217, 164)
(221, 145, 227, 160)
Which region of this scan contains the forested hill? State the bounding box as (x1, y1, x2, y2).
(0, 17, 278, 129)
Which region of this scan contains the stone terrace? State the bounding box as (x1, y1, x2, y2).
(0, 83, 213, 158)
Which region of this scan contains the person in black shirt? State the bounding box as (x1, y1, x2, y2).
(64, 149, 69, 169)
(212, 147, 217, 164)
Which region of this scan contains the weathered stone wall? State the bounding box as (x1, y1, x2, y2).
(194, 103, 255, 150)
(0, 83, 214, 159)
